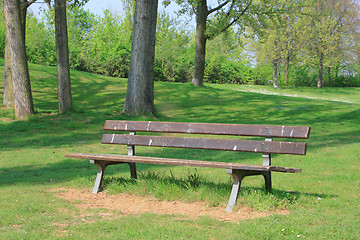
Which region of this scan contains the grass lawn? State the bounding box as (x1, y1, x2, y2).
(0, 58, 359, 239)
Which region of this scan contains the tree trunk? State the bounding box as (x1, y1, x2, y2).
(4, 0, 34, 119)
(123, 0, 158, 116)
(327, 67, 331, 87)
(19, 1, 27, 42)
(55, 0, 72, 113)
(3, 0, 27, 107)
(335, 65, 339, 79)
(3, 30, 14, 107)
(191, 0, 207, 86)
(272, 58, 279, 88)
(284, 55, 290, 85)
(317, 52, 323, 88)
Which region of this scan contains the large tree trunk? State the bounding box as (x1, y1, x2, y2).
(4, 0, 34, 119)
(317, 52, 323, 88)
(272, 58, 279, 88)
(3, 0, 27, 107)
(123, 0, 158, 116)
(3, 30, 14, 107)
(55, 0, 72, 113)
(191, 0, 207, 86)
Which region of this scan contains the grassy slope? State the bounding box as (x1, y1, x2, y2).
(0, 58, 359, 239)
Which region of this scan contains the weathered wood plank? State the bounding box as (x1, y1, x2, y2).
(101, 134, 307, 155)
(65, 153, 302, 173)
(104, 120, 311, 139)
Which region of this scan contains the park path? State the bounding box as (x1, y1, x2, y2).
(212, 85, 356, 104)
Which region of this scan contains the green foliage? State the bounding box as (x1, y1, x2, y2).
(25, 12, 56, 66)
(204, 29, 256, 84)
(67, 6, 97, 71)
(155, 12, 193, 82)
(21, 2, 360, 86)
(204, 55, 252, 84)
(253, 0, 360, 87)
(84, 10, 131, 77)
(25, 6, 132, 78)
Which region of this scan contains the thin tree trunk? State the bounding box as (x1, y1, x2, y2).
(191, 0, 207, 86)
(318, 52, 323, 88)
(284, 55, 290, 85)
(4, 0, 34, 119)
(327, 67, 331, 87)
(272, 58, 279, 88)
(123, 0, 158, 116)
(55, 0, 72, 113)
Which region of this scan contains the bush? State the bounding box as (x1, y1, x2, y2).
(204, 56, 255, 84)
(26, 13, 56, 66)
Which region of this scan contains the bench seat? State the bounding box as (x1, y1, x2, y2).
(66, 153, 301, 173)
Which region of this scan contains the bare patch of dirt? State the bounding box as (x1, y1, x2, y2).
(52, 188, 289, 222)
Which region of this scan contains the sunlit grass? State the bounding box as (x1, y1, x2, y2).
(213, 84, 360, 104)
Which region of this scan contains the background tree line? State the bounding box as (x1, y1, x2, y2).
(1, 0, 359, 88)
(12, 5, 257, 85)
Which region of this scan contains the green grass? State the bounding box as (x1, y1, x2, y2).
(0, 58, 359, 239)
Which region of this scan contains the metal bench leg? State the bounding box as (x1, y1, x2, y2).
(226, 169, 272, 212)
(226, 169, 248, 212)
(128, 163, 137, 179)
(262, 171, 272, 192)
(90, 160, 136, 193)
(90, 160, 111, 194)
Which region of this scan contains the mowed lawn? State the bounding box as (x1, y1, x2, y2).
(0, 58, 359, 239)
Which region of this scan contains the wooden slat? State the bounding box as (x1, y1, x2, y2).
(104, 120, 311, 139)
(65, 153, 302, 173)
(101, 134, 307, 155)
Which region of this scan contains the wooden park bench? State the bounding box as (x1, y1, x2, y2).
(66, 120, 310, 212)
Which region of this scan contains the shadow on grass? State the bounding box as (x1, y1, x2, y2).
(0, 159, 93, 187)
(0, 158, 159, 187)
(101, 170, 336, 204)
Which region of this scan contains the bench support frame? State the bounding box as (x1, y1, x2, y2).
(226, 139, 273, 212)
(225, 169, 271, 212)
(90, 160, 137, 194)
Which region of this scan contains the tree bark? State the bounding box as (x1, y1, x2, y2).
(55, 0, 72, 113)
(3, 29, 14, 107)
(3, 0, 28, 107)
(284, 55, 290, 85)
(191, 0, 207, 86)
(4, 0, 34, 119)
(272, 58, 279, 88)
(317, 52, 323, 88)
(123, 0, 158, 116)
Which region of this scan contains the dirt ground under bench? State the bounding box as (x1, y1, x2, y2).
(52, 188, 289, 222)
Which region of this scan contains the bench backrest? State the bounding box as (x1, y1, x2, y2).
(101, 121, 310, 156)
